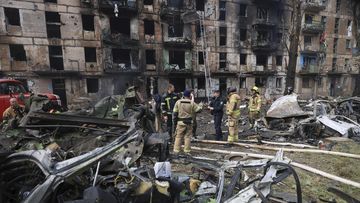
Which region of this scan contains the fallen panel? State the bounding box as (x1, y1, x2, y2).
(317, 115, 360, 137)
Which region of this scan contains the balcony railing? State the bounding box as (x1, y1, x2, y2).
(251, 39, 277, 51)
(253, 18, 276, 27)
(99, 0, 137, 15)
(299, 64, 320, 75)
(104, 62, 140, 73)
(102, 33, 139, 47)
(163, 63, 191, 73)
(163, 38, 192, 49)
(303, 0, 327, 12)
(327, 66, 346, 75)
(302, 22, 325, 33)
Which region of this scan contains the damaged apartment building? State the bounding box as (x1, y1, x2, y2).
(295, 0, 358, 99)
(0, 0, 358, 107)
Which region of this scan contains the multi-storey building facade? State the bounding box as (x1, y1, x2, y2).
(296, 0, 357, 99)
(0, 0, 357, 107)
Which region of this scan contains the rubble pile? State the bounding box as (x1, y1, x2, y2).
(0, 91, 359, 202)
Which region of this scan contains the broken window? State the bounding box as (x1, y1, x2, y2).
(169, 78, 185, 91)
(84, 47, 97, 63)
(240, 54, 246, 65)
(239, 4, 247, 17)
(169, 50, 185, 69)
(4, 7, 20, 26)
(219, 78, 227, 95)
(334, 18, 339, 34)
(167, 0, 183, 8)
(219, 1, 226, 21)
(45, 12, 61, 38)
(144, 20, 155, 35)
(302, 77, 310, 88)
(82, 15, 94, 31)
(277, 33, 282, 43)
(305, 14, 313, 24)
(198, 52, 204, 65)
(9, 44, 26, 61)
(219, 53, 227, 70)
(276, 77, 282, 88)
(256, 55, 267, 66)
(321, 16, 327, 25)
(332, 57, 337, 69)
(256, 7, 268, 20)
(240, 29, 247, 41)
(336, 0, 341, 13)
(257, 31, 269, 42)
(196, 24, 203, 38)
(197, 77, 205, 89)
(146, 50, 156, 65)
(168, 21, 183, 37)
(345, 58, 350, 69)
(49, 46, 64, 70)
(318, 77, 322, 87)
(255, 77, 266, 87)
(304, 35, 312, 46)
(219, 27, 227, 46)
(333, 38, 338, 53)
(44, 0, 57, 3)
(346, 39, 351, 49)
(276, 56, 282, 66)
(196, 0, 204, 11)
(86, 78, 99, 93)
(110, 18, 130, 35)
(240, 77, 246, 88)
(112, 49, 130, 65)
(144, 0, 153, 5)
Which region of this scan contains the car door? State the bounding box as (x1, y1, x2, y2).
(0, 83, 9, 120)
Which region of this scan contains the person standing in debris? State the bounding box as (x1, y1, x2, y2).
(209, 90, 225, 141)
(161, 84, 179, 140)
(3, 98, 24, 121)
(248, 86, 262, 129)
(173, 90, 202, 154)
(226, 87, 241, 143)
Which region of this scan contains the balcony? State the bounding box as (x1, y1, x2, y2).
(99, 0, 137, 15)
(302, 44, 326, 54)
(163, 63, 192, 74)
(327, 66, 346, 75)
(163, 38, 192, 49)
(253, 19, 276, 27)
(298, 64, 320, 75)
(102, 33, 139, 47)
(104, 62, 141, 74)
(251, 40, 277, 51)
(160, 0, 185, 18)
(33, 67, 81, 77)
(302, 22, 325, 33)
(303, 0, 327, 12)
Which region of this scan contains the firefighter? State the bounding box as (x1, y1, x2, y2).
(173, 90, 202, 154)
(3, 98, 24, 121)
(161, 84, 179, 140)
(248, 86, 262, 129)
(226, 87, 241, 143)
(208, 90, 225, 141)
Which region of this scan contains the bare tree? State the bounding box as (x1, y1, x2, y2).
(284, 0, 303, 95)
(351, 0, 360, 96)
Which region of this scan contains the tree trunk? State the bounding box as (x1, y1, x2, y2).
(285, 1, 302, 95)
